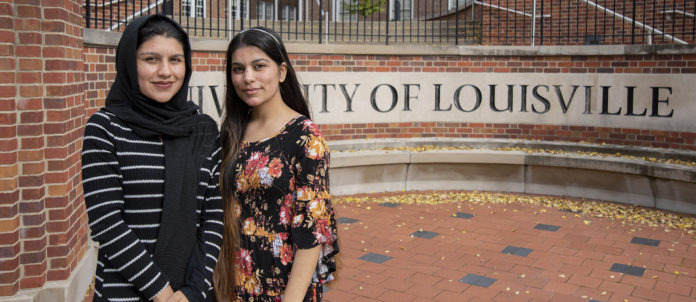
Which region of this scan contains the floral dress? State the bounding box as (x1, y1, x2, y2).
(232, 115, 339, 301)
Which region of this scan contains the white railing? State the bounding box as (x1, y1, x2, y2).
(582, 0, 687, 45)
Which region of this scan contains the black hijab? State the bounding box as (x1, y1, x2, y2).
(105, 13, 198, 137)
(104, 14, 218, 291)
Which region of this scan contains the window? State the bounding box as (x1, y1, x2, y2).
(182, 0, 205, 17)
(335, 0, 358, 22)
(448, 0, 468, 11)
(281, 4, 297, 21)
(257, 1, 274, 20)
(390, 0, 411, 21)
(182, 0, 191, 16)
(232, 0, 250, 19)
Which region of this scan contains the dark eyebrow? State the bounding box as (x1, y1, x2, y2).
(137, 52, 184, 58)
(230, 58, 270, 65)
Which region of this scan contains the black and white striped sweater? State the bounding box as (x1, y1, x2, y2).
(82, 110, 223, 302)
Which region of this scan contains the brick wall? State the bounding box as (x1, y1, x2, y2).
(318, 122, 696, 151)
(289, 53, 696, 150)
(83, 47, 114, 120)
(290, 53, 696, 73)
(192, 52, 226, 72)
(0, 0, 19, 296)
(0, 0, 89, 296)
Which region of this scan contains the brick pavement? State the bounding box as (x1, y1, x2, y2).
(323, 193, 696, 302)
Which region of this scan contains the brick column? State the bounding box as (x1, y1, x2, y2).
(0, 0, 89, 299)
(15, 0, 48, 293)
(39, 0, 89, 287)
(0, 0, 21, 297)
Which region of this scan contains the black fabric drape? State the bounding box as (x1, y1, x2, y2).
(105, 14, 198, 138)
(155, 118, 218, 291)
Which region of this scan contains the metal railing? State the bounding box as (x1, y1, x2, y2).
(84, 0, 482, 45)
(84, 0, 695, 45)
(478, 0, 695, 45)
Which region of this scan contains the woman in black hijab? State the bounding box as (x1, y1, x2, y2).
(81, 14, 222, 302)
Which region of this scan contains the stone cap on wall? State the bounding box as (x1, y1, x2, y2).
(84, 29, 696, 56)
(328, 138, 696, 214)
(330, 138, 696, 182)
(330, 138, 696, 161)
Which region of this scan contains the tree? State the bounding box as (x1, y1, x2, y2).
(343, 0, 387, 17)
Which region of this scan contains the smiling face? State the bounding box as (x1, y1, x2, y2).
(229, 46, 287, 109)
(136, 35, 186, 103)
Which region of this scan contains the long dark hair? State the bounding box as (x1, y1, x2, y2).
(214, 26, 309, 301)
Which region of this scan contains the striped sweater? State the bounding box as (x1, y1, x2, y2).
(82, 110, 223, 302)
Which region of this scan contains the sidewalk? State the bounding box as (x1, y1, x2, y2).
(323, 191, 696, 302)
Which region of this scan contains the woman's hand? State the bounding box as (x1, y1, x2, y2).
(165, 291, 190, 302)
(281, 245, 321, 302)
(153, 286, 173, 302)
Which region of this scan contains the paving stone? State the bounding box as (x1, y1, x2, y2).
(609, 263, 645, 277)
(336, 217, 359, 224)
(411, 230, 439, 239)
(460, 274, 496, 288)
(534, 223, 560, 232)
(379, 202, 400, 208)
(453, 212, 474, 219)
(501, 246, 533, 257)
(322, 195, 696, 302)
(630, 236, 660, 247)
(359, 253, 392, 264)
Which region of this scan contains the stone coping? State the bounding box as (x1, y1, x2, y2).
(329, 138, 696, 178)
(329, 138, 696, 159)
(332, 148, 695, 183)
(83, 29, 696, 56)
(327, 138, 696, 214)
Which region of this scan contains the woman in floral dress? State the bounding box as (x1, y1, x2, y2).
(213, 27, 339, 302)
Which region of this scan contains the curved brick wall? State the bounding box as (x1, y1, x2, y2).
(317, 122, 696, 151)
(86, 50, 696, 151)
(84, 50, 696, 150)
